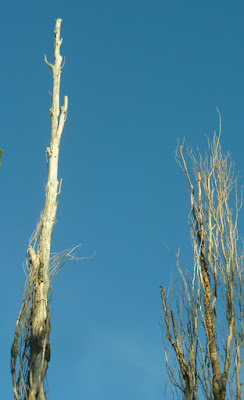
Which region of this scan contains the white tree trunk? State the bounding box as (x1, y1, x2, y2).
(27, 18, 68, 400)
(11, 19, 68, 400)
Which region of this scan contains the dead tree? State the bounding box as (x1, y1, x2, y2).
(161, 120, 244, 400)
(11, 19, 69, 399)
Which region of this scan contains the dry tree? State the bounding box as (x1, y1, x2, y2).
(161, 116, 244, 400)
(10, 19, 84, 400)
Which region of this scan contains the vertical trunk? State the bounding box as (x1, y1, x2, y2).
(196, 173, 221, 400)
(235, 341, 242, 400)
(26, 19, 68, 399)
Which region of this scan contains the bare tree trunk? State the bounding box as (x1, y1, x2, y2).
(11, 19, 68, 400)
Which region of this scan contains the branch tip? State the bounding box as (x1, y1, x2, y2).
(44, 54, 53, 70)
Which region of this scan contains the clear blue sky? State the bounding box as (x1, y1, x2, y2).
(1, 1, 244, 398)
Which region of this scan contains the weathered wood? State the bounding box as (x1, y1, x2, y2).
(11, 19, 68, 399)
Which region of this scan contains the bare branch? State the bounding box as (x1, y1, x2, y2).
(162, 117, 244, 399)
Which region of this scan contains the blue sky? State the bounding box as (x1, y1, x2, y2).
(1, 1, 244, 398)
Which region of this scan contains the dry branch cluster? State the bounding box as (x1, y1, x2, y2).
(161, 125, 244, 400)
